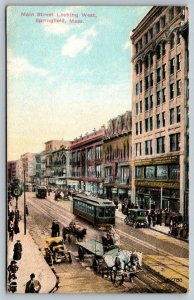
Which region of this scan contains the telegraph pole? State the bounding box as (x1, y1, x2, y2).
(24, 170, 26, 235)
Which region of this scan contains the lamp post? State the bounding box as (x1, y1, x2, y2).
(23, 169, 26, 235)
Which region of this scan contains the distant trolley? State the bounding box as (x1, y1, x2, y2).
(72, 194, 115, 226)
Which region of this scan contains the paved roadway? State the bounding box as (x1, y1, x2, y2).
(16, 192, 188, 293)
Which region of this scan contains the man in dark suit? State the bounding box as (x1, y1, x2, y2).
(25, 273, 41, 293)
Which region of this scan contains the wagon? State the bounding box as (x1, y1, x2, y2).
(76, 239, 142, 286)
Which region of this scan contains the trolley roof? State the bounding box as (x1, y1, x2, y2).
(73, 194, 115, 207)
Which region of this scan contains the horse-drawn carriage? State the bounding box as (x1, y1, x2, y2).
(76, 230, 142, 286)
(43, 237, 72, 265)
(62, 220, 87, 242)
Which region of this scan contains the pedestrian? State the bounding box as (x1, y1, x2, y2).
(51, 220, 57, 237)
(148, 213, 152, 227)
(152, 212, 156, 227)
(25, 273, 41, 293)
(55, 222, 60, 237)
(7, 261, 18, 281)
(13, 240, 22, 261)
(9, 222, 14, 242)
(14, 220, 20, 234)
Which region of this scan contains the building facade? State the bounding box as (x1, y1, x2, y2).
(20, 153, 36, 188)
(7, 161, 17, 182)
(103, 111, 132, 202)
(131, 6, 189, 219)
(44, 140, 70, 185)
(69, 127, 105, 194)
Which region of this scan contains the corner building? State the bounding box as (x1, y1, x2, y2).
(131, 6, 188, 219)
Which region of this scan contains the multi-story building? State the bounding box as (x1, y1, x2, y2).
(131, 6, 189, 219)
(7, 161, 17, 182)
(44, 140, 70, 185)
(69, 126, 105, 194)
(20, 153, 36, 188)
(103, 111, 132, 202)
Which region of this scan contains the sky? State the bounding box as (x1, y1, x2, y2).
(7, 5, 151, 161)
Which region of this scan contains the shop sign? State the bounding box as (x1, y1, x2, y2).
(135, 180, 179, 189)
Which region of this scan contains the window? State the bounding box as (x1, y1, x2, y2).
(161, 15, 166, 28)
(145, 97, 149, 111)
(162, 88, 166, 103)
(170, 133, 180, 151)
(136, 167, 144, 179)
(170, 108, 175, 124)
(169, 7, 175, 21)
(162, 42, 166, 56)
(170, 33, 175, 49)
(150, 52, 153, 65)
(170, 58, 175, 74)
(145, 55, 149, 69)
(136, 83, 139, 95)
(177, 53, 181, 70)
(157, 90, 161, 105)
(139, 39, 142, 49)
(177, 80, 181, 96)
(150, 95, 153, 108)
(135, 102, 138, 115)
(156, 44, 161, 60)
(139, 61, 142, 73)
(150, 117, 153, 131)
(96, 146, 101, 159)
(169, 164, 179, 179)
(150, 73, 153, 87)
(145, 166, 155, 179)
(136, 43, 139, 54)
(96, 165, 101, 177)
(136, 122, 138, 135)
(162, 64, 166, 79)
(145, 76, 149, 90)
(135, 143, 142, 156)
(157, 67, 161, 83)
(140, 81, 142, 93)
(140, 100, 142, 113)
(145, 140, 153, 155)
(176, 106, 181, 122)
(157, 137, 165, 153)
(162, 112, 165, 127)
(156, 165, 168, 179)
(170, 83, 175, 99)
(145, 118, 148, 132)
(144, 32, 148, 45)
(139, 121, 142, 134)
(135, 63, 139, 75)
(177, 32, 181, 44)
(155, 21, 160, 34)
(149, 28, 153, 40)
(156, 114, 160, 129)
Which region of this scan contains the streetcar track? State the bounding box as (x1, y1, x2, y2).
(22, 196, 188, 293)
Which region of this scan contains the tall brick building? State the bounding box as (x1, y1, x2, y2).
(131, 6, 189, 219)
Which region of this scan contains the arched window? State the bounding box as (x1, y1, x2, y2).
(139, 60, 142, 73)
(170, 33, 175, 49)
(162, 41, 166, 56)
(177, 31, 181, 44)
(150, 52, 154, 65)
(135, 63, 139, 75)
(156, 44, 161, 60)
(145, 55, 149, 69)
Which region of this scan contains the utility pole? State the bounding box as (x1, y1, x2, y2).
(24, 170, 26, 235)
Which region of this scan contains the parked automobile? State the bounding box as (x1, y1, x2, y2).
(124, 209, 148, 228)
(35, 186, 47, 199)
(43, 237, 72, 264)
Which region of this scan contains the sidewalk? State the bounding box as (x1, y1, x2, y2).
(7, 221, 57, 294)
(115, 209, 188, 242)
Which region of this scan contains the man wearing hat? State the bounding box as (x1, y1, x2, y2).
(25, 273, 41, 293)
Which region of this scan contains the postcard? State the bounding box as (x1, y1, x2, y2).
(7, 5, 189, 294)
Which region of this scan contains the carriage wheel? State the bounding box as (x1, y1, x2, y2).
(110, 269, 124, 287)
(92, 257, 100, 274)
(124, 217, 129, 225)
(68, 252, 72, 263)
(78, 246, 85, 261)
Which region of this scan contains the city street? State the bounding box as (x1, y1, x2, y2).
(14, 192, 189, 293)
